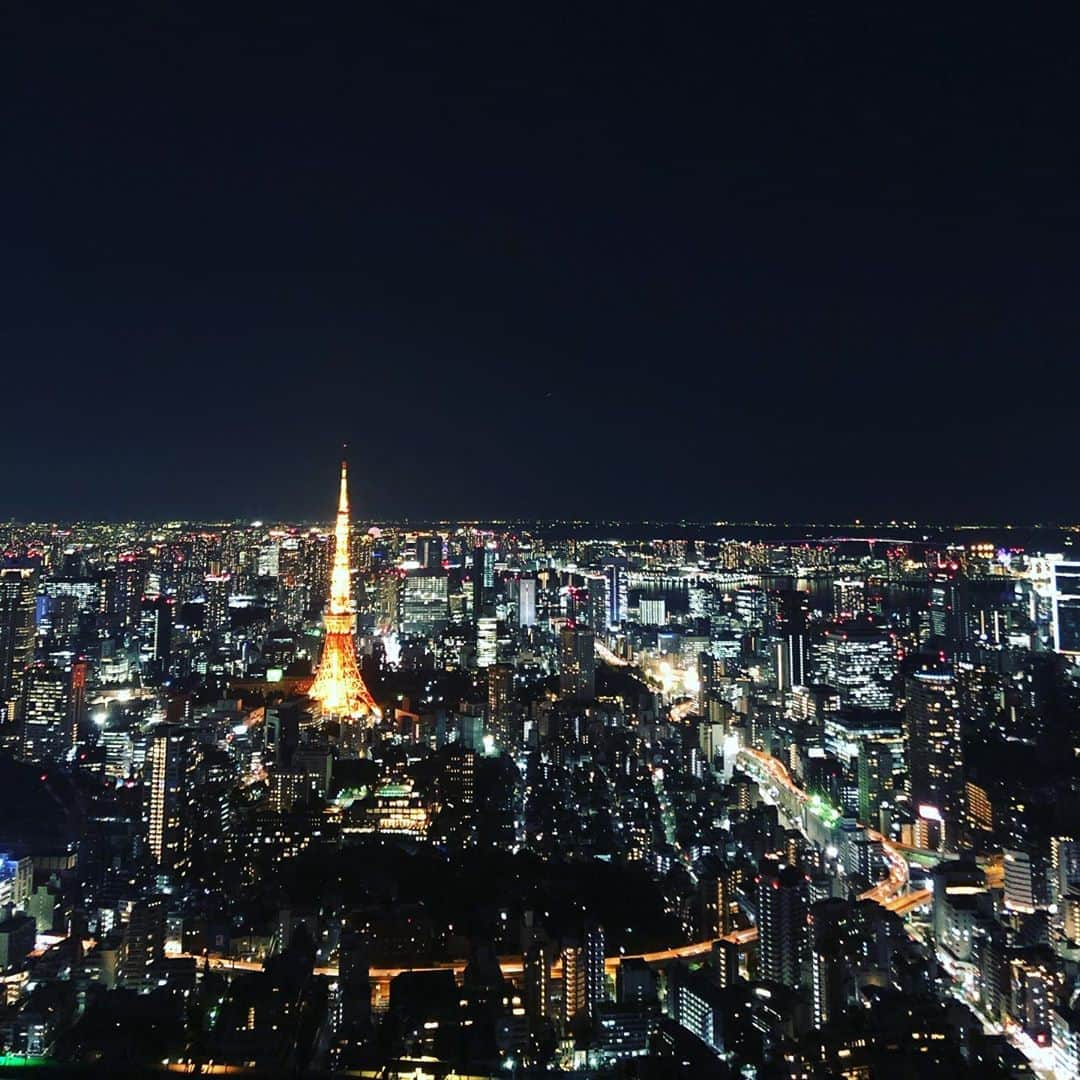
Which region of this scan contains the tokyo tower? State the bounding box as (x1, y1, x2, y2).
(308, 459, 379, 718)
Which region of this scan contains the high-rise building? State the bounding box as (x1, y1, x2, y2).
(1003, 849, 1037, 915)
(19, 661, 73, 764)
(832, 579, 866, 621)
(857, 736, 894, 824)
(524, 940, 552, 1034)
(809, 897, 852, 1028)
(517, 577, 537, 628)
(602, 561, 627, 628)
(415, 534, 442, 571)
(147, 725, 189, 872)
(309, 461, 379, 719)
(444, 746, 476, 809)
(561, 940, 586, 1032)
(487, 664, 514, 745)
(0, 568, 36, 726)
(472, 542, 496, 618)
(113, 552, 148, 629)
(400, 571, 449, 637)
(139, 595, 174, 680)
(904, 672, 963, 828)
(821, 623, 895, 710)
(119, 897, 165, 990)
(775, 590, 809, 690)
(583, 921, 606, 1022)
(203, 573, 232, 635)
(1051, 561, 1080, 656)
(756, 861, 808, 988)
(476, 616, 498, 669)
(639, 597, 666, 626)
(558, 623, 595, 700)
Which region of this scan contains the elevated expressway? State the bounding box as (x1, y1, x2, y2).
(735, 747, 931, 915)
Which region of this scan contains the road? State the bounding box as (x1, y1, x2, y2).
(736, 747, 924, 911)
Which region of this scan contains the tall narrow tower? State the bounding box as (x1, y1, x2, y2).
(308, 460, 379, 718)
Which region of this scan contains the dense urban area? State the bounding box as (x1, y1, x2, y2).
(0, 464, 1079, 1078)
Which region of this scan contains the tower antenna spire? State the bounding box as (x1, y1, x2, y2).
(308, 456, 379, 719)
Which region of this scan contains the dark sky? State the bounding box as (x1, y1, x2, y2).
(5, 6, 1080, 523)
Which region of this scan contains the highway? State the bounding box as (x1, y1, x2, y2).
(736, 747, 927, 912)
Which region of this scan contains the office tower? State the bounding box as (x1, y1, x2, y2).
(582, 574, 607, 634)
(476, 616, 498, 668)
(113, 552, 148, 629)
(400, 571, 449, 637)
(1051, 561, 1080, 656)
(517, 576, 537, 628)
(602, 560, 627, 628)
(256, 539, 280, 578)
(756, 861, 808, 988)
(415, 533, 442, 570)
(70, 658, 87, 744)
(203, 573, 232, 634)
(639, 597, 666, 626)
(810, 897, 852, 1028)
(775, 590, 809, 690)
(928, 561, 965, 645)
(559, 623, 595, 700)
(857, 736, 893, 824)
(38, 577, 97, 640)
(821, 622, 895, 710)
(832, 578, 866, 621)
(1003, 850, 1037, 915)
(19, 661, 74, 764)
(965, 780, 993, 834)
(0, 568, 36, 725)
(147, 725, 189, 871)
(472, 542, 496, 617)
(139, 595, 174, 680)
(904, 672, 963, 828)
(309, 461, 379, 717)
(302, 531, 333, 616)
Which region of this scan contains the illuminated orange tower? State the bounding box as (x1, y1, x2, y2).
(308, 459, 379, 718)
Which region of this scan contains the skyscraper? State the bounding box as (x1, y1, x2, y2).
(0, 568, 36, 726)
(904, 672, 963, 828)
(602, 560, 627, 629)
(517, 577, 537, 628)
(756, 861, 808, 988)
(147, 724, 189, 872)
(472, 542, 496, 618)
(821, 622, 895, 710)
(1051, 561, 1080, 656)
(19, 661, 73, 764)
(558, 622, 596, 700)
(309, 461, 379, 718)
(139, 595, 174, 681)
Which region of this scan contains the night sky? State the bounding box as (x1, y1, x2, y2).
(6, 7, 1080, 523)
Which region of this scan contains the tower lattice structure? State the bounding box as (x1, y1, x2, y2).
(308, 460, 379, 718)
